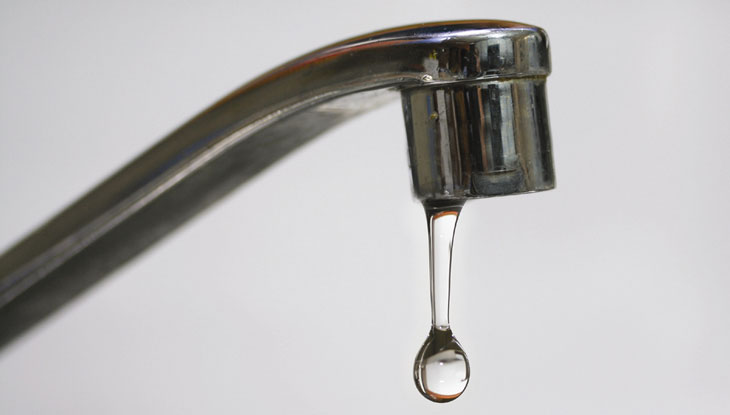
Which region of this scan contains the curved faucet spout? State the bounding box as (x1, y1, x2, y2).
(0, 20, 554, 348)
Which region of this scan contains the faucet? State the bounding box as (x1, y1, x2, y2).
(0, 20, 554, 348)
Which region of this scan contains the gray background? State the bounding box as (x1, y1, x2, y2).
(1, 0, 729, 413)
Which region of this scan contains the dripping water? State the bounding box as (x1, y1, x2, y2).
(413, 200, 470, 403)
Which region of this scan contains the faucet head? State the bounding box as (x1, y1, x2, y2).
(401, 23, 554, 201)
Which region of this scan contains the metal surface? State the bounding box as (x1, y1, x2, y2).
(404, 79, 554, 200)
(0, 20, 554, 348)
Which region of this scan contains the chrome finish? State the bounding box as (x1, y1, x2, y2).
(0, 20, 554, 347)
(404, 79, 554, 200)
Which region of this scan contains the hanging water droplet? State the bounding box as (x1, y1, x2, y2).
(413, 201, 470, 403)
(414, 327, 470, 402)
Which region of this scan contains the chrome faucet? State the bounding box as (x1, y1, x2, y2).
(0, 20, 554, 347)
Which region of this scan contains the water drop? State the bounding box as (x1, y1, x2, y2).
(414, 327, 470, 402)
(413, 201, 470, 403)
